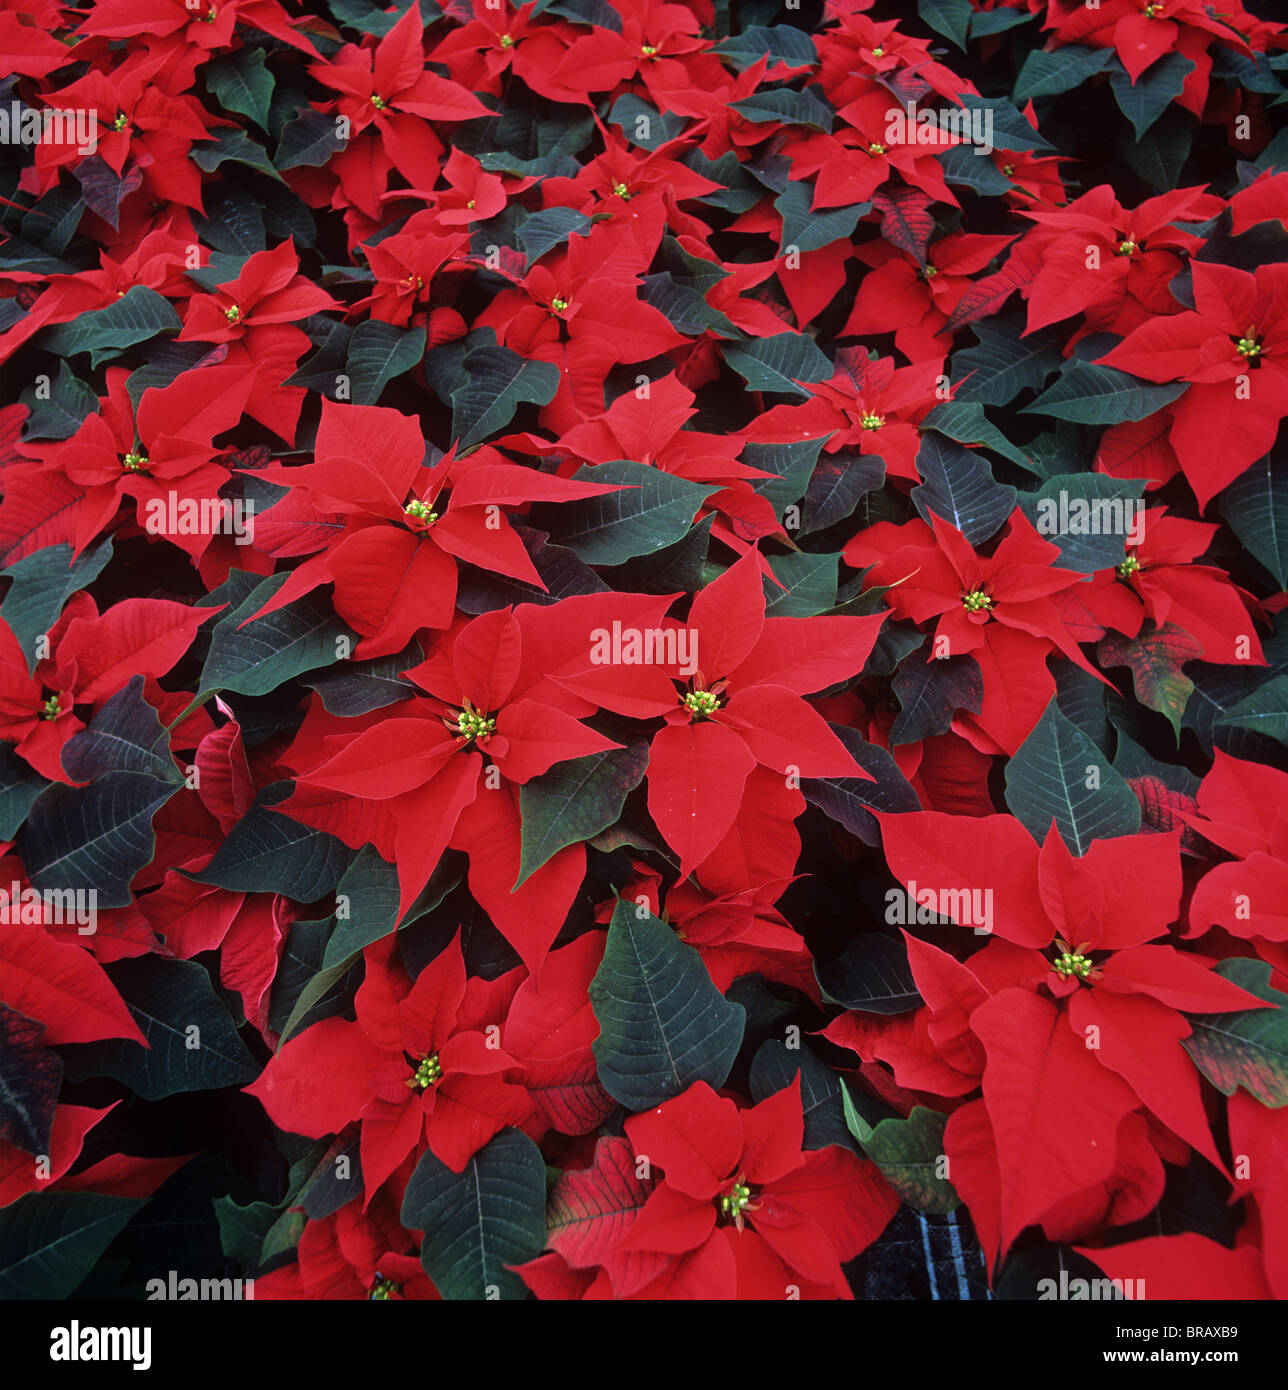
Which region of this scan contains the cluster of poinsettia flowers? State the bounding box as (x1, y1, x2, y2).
(2, 0, 1288, 1303)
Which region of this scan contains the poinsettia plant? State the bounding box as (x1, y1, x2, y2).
(1, 0, 1287, 1310)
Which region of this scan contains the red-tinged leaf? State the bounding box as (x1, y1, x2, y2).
(0, 1004, 61, 1153)
(503, 933, 602, 1061)
(944, 240, 1041, 332)
(523, 1051, 616, 1135)
(1098, 623, 1204, 737)
(1099, 945, 1269, 1013)
(647, 720, 756, 878)
(247, 1016, 385, 1138)
(873, 188, 936, 263)
(0, 926, 146, 1046)
(1075, 1234, 1273, 1300)
(58, 599, 210, 706)
(1068, 989, 1224, 1171)
(390, 753, 481, 917)
(972, 987, 1139, 1253)
(547, 1134, 658, 1268)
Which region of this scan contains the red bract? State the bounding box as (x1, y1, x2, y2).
(611, 1080, 898, 1299)
(4, 0, 1288, 1312)
(644, 547, 883, 877)
(248, 932, 534, 1196)
(1097, 261, 1288, 506)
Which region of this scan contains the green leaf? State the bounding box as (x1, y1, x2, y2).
(21, 679, 182, 907)
(1110, 53, 1196, 140)
(606, 94, 686, 150)
(1222, 446, 1288, 587)
(640, 271, 738, 338)
(750, 1041, 855, 1152)
(773, 179, 868, 254)
(516, 207, 591, 263)
(18, 361, 98, 440)
(891, 653, 983, 744)
(302, 641, 420, 716)
(801, 723, 921, 845)
(763, 550, 837, 616)
(192, 129, 282, 182)
(922, 400, 1036, 472)
(0, 1192, 142, 1298)
(205, 49, 274, 130)
(1, 538, 112, 674)
(1215, 673, 1288, 747)
(1183, 960, 1288, 1107)
(192, 782, 353, 899)
(589, 898, 745, 1111)
(201, 572, 353, 698)
(959, 95, 1054, 152)
(402, 1129, 547, 1300)
(1122, 109, 1192, 193)
(918, 0, 970, 50)
(547, 460, 717, 566)
(39, 286, 180, 368)
(1098, 623, 1203, 738)
(746, 434, 826, 512)
(516, 741, 649, 888)
(815, 933, 921, 1014)
(1014, 45, 1114, 102)
(798, 449, 883, 534)
(724, 330, 831, 397)
(1021, 361, 1187, 425)
(842, 1085, 958, 1212)
(1020, 474, 1147, 571)
(451, 345, 559, 449)
(712, 24, 815, 71)
(911, 433, 1016, 546)
(60, 958, 259, 1100)
(346, 321, 426, 406)
(276, 109, 347, 170)
(0, 745, 48, 841)
(730, 86, 833, 132)
(953, 318, 1063, 408)
(1005, 699, 1142, 852)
